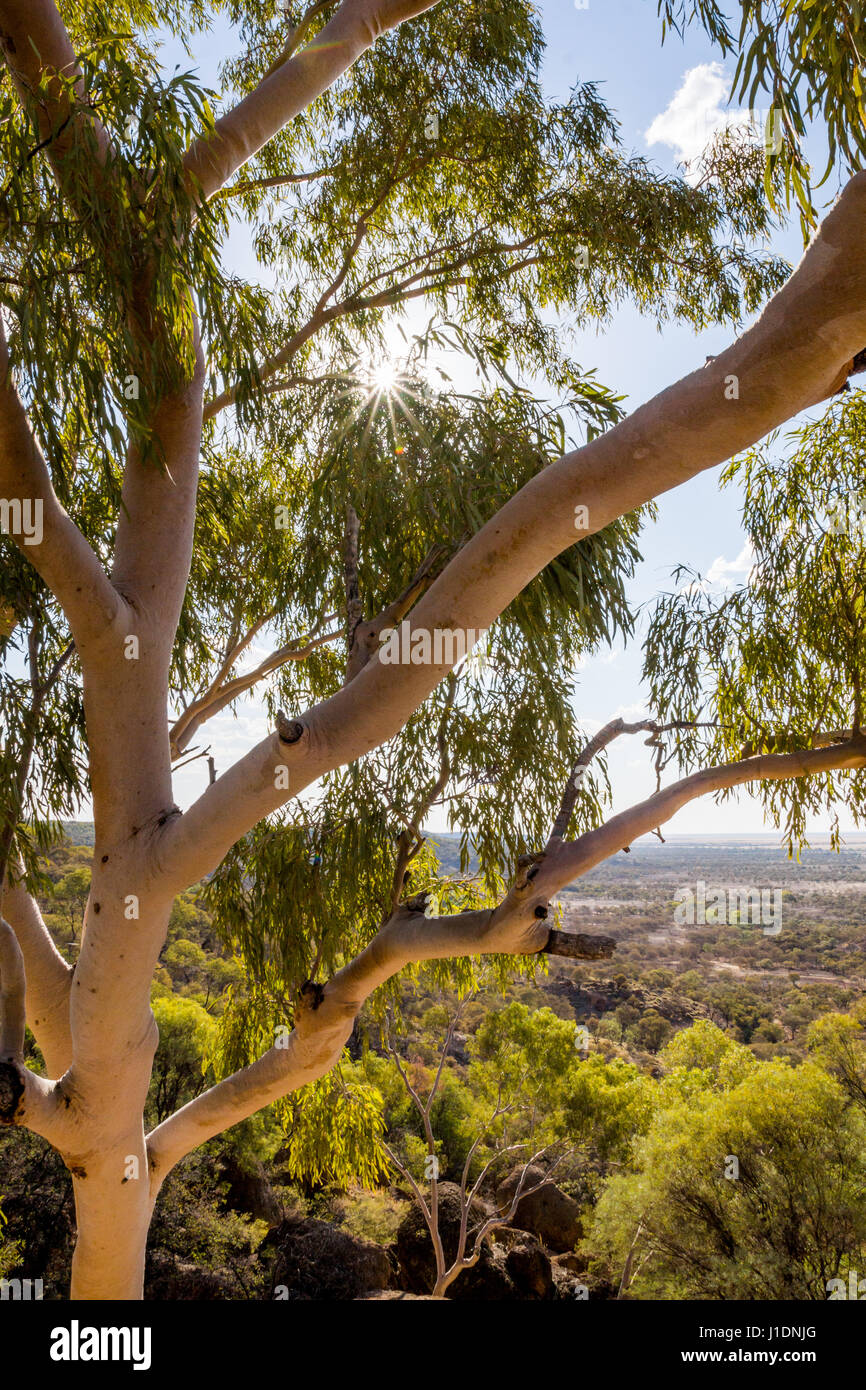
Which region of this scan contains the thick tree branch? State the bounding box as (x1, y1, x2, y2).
(0, 618, 46, 880)
(110, 331, 206, 649)
(182, 0, 442, 204)
(0, 870, 73, 1076)
(148, 733, 866, 1179)
(0, 915, 61, 1141)
(546, 738, 866, 891)
(156, 172, 866, 893)
(0, 0, 114, 206)
(0, 917, 25, 1059)
(0, 621, 73, 1074)
(63, 329, 207, 839)
(0, 322, 123, 649)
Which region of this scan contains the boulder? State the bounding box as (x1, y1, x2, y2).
(495, 1166, 582, 1253)
(452, 1242, 518, 1301)
(505, 1240, 553, 1299)
(395, 1183, 516, 1300)
(551, 1262, 590, 1301)
(553, 1251, 586, 1275)
(265, 1216, 393, 1300)
(219, 1154, 282, 1227)
(145, 1257, 238, 1300)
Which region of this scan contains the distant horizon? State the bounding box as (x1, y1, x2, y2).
(60, 821, 866, 845)
(628, 832, 866, 842)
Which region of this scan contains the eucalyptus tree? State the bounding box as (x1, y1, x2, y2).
(643, 391, 866, 849)
(2, 0, 866, 1302)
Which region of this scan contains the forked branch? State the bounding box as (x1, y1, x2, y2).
(157, 171, 866, 893)
(169, 620, 342, 758)
(146, 732, 866, 1183)
(0, 322, 123, 650)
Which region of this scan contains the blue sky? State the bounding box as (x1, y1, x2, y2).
(158, 2, 855, 839)
(532, 0, 842, 835)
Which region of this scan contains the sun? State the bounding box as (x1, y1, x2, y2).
(369, 360, 398, 394)
(343, 357, 425, 460)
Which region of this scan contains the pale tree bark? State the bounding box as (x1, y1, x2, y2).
(183, 0, 445, 203)
(0, 917, 67, 1145)
(0, 875, 72, 1076)
(0, 0, 115, 201)
(0, 628, 74, 1077)
(154, 169, 866, 894)
(145, 735, 866, 1191)
(1, 0, 866, 1303)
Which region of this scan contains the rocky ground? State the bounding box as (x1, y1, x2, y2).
(145, 1167, 597, 1301)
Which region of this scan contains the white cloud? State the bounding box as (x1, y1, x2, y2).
(706, 541, 755, 587)
(645, 63, 759, 170)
